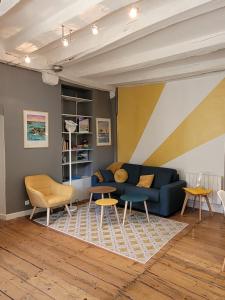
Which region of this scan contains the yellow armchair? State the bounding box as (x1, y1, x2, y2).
(25, 174, 75, 226)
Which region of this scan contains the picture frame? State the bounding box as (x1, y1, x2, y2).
(78, 117, 89, 133)
(23, 110, 48, 148)
(96, 118, 111, 146)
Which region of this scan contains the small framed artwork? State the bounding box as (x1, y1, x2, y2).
(24, 110, 48, 148)
(96, 118, 111, 146)
(79, 117, 89, 133)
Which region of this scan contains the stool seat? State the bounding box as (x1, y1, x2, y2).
(184, 187, 212, 196)
(96, 198, 118, 206)
(95, 197, 120, 228)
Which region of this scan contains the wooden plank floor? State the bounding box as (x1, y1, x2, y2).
(0, 208, 225, 299)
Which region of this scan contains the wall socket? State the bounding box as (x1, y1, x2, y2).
(25, 200, 30, 206)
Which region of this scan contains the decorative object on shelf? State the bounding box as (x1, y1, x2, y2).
(96, 118, 111, 146)
(65, 120, 77, 133)
(24, 110, 48, 148)
(79, 117, 89, 133)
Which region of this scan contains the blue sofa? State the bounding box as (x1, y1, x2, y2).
(91, 163, 186, 217)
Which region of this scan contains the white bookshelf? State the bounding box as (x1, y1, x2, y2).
(61, 84, 93, 194)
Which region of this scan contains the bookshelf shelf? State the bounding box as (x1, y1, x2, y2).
(61, 160, 93, 166)
(61, 95, 92, 103)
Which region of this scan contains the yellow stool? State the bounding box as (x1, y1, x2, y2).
(95, 198, 120, 228)
(181, 187, 213, 221)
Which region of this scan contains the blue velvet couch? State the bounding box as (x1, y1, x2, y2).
(91, 163, 186, 217)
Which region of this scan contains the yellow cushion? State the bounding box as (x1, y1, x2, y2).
(114, 169, 128, 183)
(137, 175, 154, 188)
(107, 162, 123, 174)
(94, 171, 103, 183)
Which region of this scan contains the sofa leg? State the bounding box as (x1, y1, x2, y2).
(30, 206, 36, 220)
(47, 208, 50, 226)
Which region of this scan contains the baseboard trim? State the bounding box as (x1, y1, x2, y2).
(0, 207, 45, 221)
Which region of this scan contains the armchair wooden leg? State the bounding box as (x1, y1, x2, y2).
(47, 208, 50, 226)
(65, 204, 72, 217)
(30, 206, 36, 220)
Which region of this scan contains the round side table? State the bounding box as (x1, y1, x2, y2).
(88, 186, 116, 209)
(95, 198, 120, 228)
(120, 193, 149, 225)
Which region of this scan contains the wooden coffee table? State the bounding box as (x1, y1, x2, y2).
(88, 186, 116, 209)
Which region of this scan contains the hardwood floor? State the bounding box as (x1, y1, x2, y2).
(0, 209, 224, 299)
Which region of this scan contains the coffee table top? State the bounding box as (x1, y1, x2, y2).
(96, 198, 118, 206)
(88, 186, 116, 194)
(120, 193, 148, 203)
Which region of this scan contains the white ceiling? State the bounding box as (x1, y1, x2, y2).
(1, 0, 225, 90)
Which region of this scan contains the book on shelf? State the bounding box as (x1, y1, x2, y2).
(62, 138, 69, 151)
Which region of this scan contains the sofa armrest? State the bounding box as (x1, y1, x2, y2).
(159, 180, 186, 216)
(91, 175, 99, 186)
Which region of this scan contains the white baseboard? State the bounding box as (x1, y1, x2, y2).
(0, 207, 45, 221)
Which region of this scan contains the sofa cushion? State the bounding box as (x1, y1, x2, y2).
(114, 169, 128, 183)
(99, 169, 114, 182)
(140, 166, 177, 189)
(122, 163, 141, 185)
(124, 185, 160, 203)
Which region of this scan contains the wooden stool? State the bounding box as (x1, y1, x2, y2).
(181, 187, 213, 221)
(95, 198, 120, 228)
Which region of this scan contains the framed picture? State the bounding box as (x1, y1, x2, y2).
(24, 110, 48, 148)
(96, 118, 111, 146)
(78, 117, 89, 133)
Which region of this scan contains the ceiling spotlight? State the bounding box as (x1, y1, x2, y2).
(129, 7, 138, 19)
(24, 55, 31, 64)
(61, 25, 72, 47)
(91, 24, 98, 35)
(62, 37, 69, 47)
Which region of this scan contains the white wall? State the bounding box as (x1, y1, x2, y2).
(0, 115, 6, 215)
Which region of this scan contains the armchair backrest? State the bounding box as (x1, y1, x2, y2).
(25, 174, 54, 196)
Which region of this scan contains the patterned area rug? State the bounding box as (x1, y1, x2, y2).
(35, 204, 188, 264)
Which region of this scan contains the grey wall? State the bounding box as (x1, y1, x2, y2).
(0, 63, 115, 214)
(92, 89, 116, 171)
(0, 63, 62, 214)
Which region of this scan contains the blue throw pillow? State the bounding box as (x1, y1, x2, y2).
(99, 169, 114, 182)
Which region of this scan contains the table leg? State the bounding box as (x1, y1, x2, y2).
(144, 201, 150, 223)
(114, 205, 120, 225)
(123, 201, 128, 226)
(100, 206, 104, 228)
(108, 193, 111, 198)
(222, 258, 225, 272)
(129, 202, 132, 214)
(181, 193, 189, 215)
(88, 193, 93, 210)
(205, 195, 213, 216)
(199, 196, 202, 222)
(101, 193, 104, 199)
(193, 195, 196, 210)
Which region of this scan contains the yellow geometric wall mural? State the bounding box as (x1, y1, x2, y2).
(144, 78, 225, 166)
(117, 83, 164, 162)
(117, 73, 225, 174)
